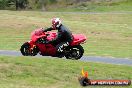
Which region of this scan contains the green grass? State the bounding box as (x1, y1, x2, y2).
(0, 56, 131, 88)
(47, 0, 132, 12)
(0, 10, 132, 58)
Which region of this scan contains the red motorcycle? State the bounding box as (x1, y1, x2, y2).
(20, 28, 87, 60)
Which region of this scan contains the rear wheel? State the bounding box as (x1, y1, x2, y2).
(65, 45, 84, 60)
(20, 42, 39, 56)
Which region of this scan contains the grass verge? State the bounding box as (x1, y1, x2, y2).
(0, 56, 132, 88)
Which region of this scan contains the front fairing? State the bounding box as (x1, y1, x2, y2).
(31, 28, 46, 42)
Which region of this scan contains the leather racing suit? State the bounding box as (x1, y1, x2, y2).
(43, 24, 73, 53)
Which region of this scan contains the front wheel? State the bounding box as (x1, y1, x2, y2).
(20, 42, 39, 56)
(65, 45, 84, 60)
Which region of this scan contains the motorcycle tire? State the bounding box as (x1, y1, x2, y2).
(20, 42, 39, 56)
(65, 45, 84, 60)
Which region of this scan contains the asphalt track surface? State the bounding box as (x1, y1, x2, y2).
(0, 50, 132, 66)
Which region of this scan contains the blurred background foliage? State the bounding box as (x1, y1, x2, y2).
(0, 0, 132, 11)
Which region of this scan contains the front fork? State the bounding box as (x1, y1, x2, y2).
(28, 40, 37, 52)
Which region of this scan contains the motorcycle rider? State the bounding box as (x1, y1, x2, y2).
(43, 18, 73, 57)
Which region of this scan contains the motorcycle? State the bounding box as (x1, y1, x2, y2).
(20, 28, 87, 60)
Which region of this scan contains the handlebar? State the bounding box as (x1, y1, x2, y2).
(36, 32, 50, 44)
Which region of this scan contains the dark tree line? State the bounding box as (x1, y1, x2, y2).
(0, 0, 57, 10)
(0, 0, 28, 10)
(16, 0, 28, 10)
(0, 0, 37, 10)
